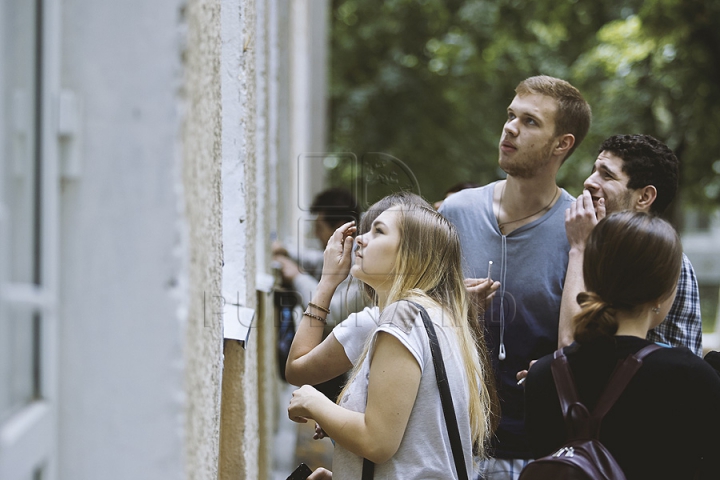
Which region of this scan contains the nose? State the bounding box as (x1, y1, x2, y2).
(503, 118, 519, 137)
(356, 233, 367, 247)
(583, 172, 598, 191)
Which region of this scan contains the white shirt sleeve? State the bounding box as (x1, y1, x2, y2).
(333, 306, 380, 365)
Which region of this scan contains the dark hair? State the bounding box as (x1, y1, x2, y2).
(599, 134, 679, 214)
(310, 188, 361, 228)
(444, 182, 481, 196)
(573, 212, 682, 344)
(515, 75, 592, 161)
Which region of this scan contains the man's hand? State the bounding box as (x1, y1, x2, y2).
(272, 254, 302, 283)
(271, 240, 289, 257)
(565, 190, 605, 251)
(464, 277, 501, 316)
(515, 359, 537, 385)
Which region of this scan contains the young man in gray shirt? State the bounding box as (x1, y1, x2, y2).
(441, 75, 591, 480)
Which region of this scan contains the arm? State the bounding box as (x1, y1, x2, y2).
(288, 332, 422, 463)
(558, 248, 585, 348)
(558, 191, 604, 348)
(285, 314, 353, 386)
(285, 222, 356, 385)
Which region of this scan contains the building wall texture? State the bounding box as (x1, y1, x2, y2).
(218, 0, 259, 479)
(182, 0, 225, 479)
(3, 0, 327, 478)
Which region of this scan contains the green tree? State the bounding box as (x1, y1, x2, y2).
(327, 0, 720, 217)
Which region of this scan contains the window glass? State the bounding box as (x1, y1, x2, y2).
(0, 0, 41, 422)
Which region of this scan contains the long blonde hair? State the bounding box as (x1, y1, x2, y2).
(339, 203, 499, 457)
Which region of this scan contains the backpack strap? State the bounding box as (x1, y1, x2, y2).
(551, 349, 592, 438)
(361, 458, 374, 480)
(551, 343, 662, 440)
(408, 301, 469, 480)
(360, 301, 470, 480)
(550, 349, 580, 416)
(589, 343, 662, 436)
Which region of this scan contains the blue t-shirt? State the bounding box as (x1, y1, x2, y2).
(440, 182, 573, 458)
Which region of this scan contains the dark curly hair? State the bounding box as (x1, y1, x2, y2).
(599, 134, 679, 214)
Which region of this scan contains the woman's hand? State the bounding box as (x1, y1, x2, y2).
(308, 467, 332, 479)
(320, 221, 356, 289)
(288, 385, 328, 424)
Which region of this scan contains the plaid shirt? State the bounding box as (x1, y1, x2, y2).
(647, 253, 703, 356)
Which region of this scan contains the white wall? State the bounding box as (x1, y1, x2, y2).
(21, 0, 330, 477)
(57, 0, 193, 478)
(277, 0, 330, 251)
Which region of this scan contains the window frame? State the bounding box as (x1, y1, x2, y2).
(0, 0, 60, 478)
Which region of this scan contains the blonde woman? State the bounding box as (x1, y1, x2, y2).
(288, 203, 498, 479)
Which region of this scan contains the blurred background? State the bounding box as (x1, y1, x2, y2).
(324, 0, 720, 334)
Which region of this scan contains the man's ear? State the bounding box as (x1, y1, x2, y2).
(635, 185, 658, 212)
(554, 134, 575, 159)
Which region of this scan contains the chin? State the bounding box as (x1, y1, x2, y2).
(350, 265, 365, 282)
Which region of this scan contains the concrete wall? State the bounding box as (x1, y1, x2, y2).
(34, 0, 327, 477)
(217, 0, 258, 478)
(182, 0, 225, 479)
(57, 0, 189, 478)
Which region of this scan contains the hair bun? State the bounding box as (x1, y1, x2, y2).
(574, 291, 619, 342)
(577, 291, 611, 310)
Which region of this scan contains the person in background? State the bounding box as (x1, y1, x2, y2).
(434, 181, 482, 210)
(273, 188, 365, 400)
(560, 134, 702, 355)
(440, 75, 591, 479)
(525, 212, 720, 479)
(288, 201, 499, 479)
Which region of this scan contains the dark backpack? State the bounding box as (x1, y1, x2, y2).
(518, 343, 661, 480)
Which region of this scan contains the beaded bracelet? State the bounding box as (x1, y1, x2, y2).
(303, 311, 327, 324)
(308, 302, 330, 314)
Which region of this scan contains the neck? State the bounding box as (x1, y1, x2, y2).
(502, 175, 560, 211)
(375, 289, 390, 310)
(613, 306, 654, 339)
(495, 176, 561, 234)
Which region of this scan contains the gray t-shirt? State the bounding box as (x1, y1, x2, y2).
(440, 182, 573, 458)
(332, 302, 475, 479)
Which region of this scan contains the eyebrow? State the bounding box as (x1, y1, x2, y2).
(508, 106, 542, 124)
(595, 162, 619, 177)
(372, 220, 387, 228)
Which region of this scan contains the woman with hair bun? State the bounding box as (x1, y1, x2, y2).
(525, 212, 720, 479)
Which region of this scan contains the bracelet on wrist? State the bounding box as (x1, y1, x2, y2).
(308, 302, 330, 314)
(303, 311, 327, 324)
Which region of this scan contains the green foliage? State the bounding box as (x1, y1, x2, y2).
(327, 0, 720, 212)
